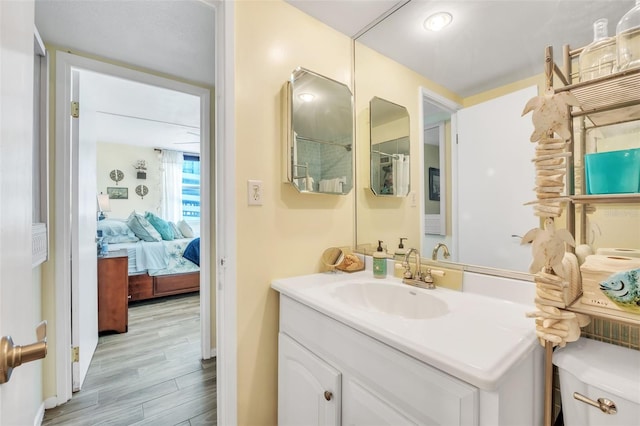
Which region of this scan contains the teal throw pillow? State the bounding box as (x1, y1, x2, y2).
(145, 212, 175, 241)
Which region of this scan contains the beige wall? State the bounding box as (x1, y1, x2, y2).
(355, 41, 461, 253)
(96, 143, 161, 219)
(234, 1, 355, 423)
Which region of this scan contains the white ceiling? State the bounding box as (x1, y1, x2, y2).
(288, 0, 635, 97)
(35, 0, 214, 152)
(80, 71, 201, 152)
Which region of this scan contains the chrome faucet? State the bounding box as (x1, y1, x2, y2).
(402, 248, 434, 289)
(432, 243, 450, 261)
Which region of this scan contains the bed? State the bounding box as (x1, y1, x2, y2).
(99, 214, 200, 302)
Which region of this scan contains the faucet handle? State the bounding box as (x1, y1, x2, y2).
(424, 268, 434, 283)
(401, 260, 413, 279)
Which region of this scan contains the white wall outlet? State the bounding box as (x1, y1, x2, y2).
(247, 180, 263, 205)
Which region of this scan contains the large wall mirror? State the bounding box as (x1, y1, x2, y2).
(286, 67, 353, 194)
(370, 96, 410, 197)
(349, 1, 634, 276)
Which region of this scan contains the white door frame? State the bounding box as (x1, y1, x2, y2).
(214, 1, 237, 424)
(418, 87, 461, 258)
(53, 51, 212, 403)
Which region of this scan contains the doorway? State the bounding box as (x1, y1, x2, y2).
(419, 87, 460, 258)
(53, 51, 213, 403)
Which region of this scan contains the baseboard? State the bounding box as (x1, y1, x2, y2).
(34, 401, 45, 426)
(44, 396, 58, 409)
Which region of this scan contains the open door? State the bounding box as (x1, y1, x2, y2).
(70, 69, 99, 391)
(455, 86, 538, 272)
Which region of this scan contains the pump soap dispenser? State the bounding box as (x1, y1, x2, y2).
(394, 238, 407, 261)
(373, 240, 387, 279)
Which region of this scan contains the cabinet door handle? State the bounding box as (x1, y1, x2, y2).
(573, 392, 617, 414)
(324, 391, 333, 401)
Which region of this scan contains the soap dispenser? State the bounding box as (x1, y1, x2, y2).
(373, 240, 387, 279)
(394, 238, 407, 261)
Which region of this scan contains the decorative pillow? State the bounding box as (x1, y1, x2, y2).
(145, 212, 174, 241)
(169, 221, 184, 239)
(97, 219, 139, 244)
(177, 220, 194, 238)
(126, 211, 162, 242)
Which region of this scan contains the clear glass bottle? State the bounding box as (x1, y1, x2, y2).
(617, 0, 640, 71)
(579, 19, 616, 82)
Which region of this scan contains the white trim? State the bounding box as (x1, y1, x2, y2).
(33, 402, 45, 426)
(200, 88, 212, 360)
(53, 51, 212, 403)
(214, 1, 237, 425)
(54, 53, 73, 404)
(418, 87, 461, 258)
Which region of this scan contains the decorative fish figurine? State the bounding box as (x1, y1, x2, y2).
(522, 88, 580, 142)
(521, 217, 575, 277)
(600, 268, 640, 313)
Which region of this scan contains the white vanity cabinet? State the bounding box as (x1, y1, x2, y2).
(278, 333, 341, 426)
(278, 295, 478, 425)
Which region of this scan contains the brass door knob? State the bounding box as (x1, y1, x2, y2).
(324, 391, 333, 401)
(0, 320, 47, 384)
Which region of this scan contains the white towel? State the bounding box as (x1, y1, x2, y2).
(319, 177, 346, 193)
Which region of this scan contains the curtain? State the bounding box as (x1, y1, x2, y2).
(161, 150, 184, 223)
(393, 154, 410, 197)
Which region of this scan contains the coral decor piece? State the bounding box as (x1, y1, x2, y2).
(520, 88, 590, 348)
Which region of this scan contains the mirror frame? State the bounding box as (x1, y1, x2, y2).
(285, 67, 354, 195)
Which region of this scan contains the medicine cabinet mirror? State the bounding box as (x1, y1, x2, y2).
(369, 96, 410, 197)
(286, 67, 353, 194)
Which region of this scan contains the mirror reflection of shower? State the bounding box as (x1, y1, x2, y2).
(369, 96, 410, 197)
(287, 68, 354, 194)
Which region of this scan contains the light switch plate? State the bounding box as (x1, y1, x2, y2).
(247, 180, 263, 205)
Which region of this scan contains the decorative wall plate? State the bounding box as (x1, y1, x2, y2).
(110, 169, 124, 185)
(135, 184, 149, 199)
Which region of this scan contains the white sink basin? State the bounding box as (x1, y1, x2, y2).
(331, 281, 449, 319)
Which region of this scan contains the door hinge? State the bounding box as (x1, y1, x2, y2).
(456, 134, 459, 145)
(71, 101, 79, 118)
(72, 346, 79, 363)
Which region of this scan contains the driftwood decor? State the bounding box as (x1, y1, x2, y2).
(521, 87, 590, 348)
(520, 47, 591, 426)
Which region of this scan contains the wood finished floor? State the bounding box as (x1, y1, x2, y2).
(43, 294, 216, 426)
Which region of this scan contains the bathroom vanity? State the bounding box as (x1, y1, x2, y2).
(272, 271, 543, 425)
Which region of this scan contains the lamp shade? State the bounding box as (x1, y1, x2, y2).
(97, 194, 111, 213)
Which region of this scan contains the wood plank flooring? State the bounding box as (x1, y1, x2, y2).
(43, 294, 216, 426)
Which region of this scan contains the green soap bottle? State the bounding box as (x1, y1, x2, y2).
(373, 240, 387, 279)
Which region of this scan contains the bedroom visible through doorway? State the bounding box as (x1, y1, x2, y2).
(52, 51, 213, 404)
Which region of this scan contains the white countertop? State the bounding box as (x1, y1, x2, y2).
(272, 271, 539, 390)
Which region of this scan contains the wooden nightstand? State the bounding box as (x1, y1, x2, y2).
(97, 249, 129, 333)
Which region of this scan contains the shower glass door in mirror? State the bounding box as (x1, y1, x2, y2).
(286, 67, 353, 194)
(369, 97, 410, 197)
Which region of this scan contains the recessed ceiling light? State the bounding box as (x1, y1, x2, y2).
(298, 93, 315, 102)
(424, 12, 453, 32)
